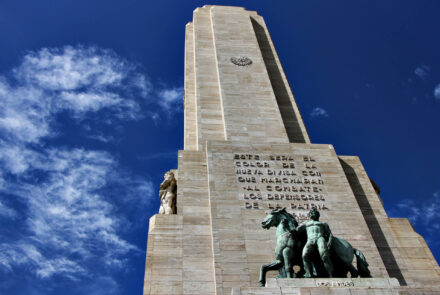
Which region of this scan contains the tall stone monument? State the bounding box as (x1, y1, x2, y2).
(143, 5, 440, 295)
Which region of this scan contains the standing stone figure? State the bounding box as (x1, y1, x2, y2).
(158, 171, 177, 215)
(296, 208, 334, 278)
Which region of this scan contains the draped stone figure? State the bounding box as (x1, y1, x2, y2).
(158, 171, 177, 215)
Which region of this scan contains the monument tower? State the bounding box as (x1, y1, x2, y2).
(143, 6, 440, 295)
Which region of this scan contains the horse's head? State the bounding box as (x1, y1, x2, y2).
(261, 208, 286, 229)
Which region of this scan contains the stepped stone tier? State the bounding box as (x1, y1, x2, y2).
(143, 5, 440, 295)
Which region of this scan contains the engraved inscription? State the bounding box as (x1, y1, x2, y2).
(234, 154, 328, 215)
(316, 281, 355, 287)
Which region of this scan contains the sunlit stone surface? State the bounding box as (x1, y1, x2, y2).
(143, 5, 440, 295)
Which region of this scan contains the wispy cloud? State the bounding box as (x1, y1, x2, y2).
(390, 191, 440, 245)
(138, 151, 177, 161)
(0, 45, 154, 287)
(0, 46, 149, 151)
(310, 107, 329, 119)
(395, 192, 440, 225)
(0, 200, 16, 218)
(408, 64, 440, 103)
(158, 86, 183, 112)
(0, 243, 87, 279)
(434, 84, 440, 100)
(414, 64, 430, 80)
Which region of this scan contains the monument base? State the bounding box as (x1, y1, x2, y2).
(231, 278, 440, 295)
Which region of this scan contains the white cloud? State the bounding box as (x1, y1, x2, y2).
(0, 243, 86, 280)
(310, 107, 329, 118)
(0, 201, 16, 218)
(388, 191, 440, 250)
(0, 46, 150, 151)
(0, 148, 150, 280)
(0, 84, 50, 144)
(0, 143, 38, 174)
(434, 84, 440, 100)
(138, 151, 177, 161)
(14, 46, 128, 91)
(59, 91, 122, 112)
(158, 86, 183, 111)
(78, 275, 120, 295)
(0, 45, 154, 282)
(393, 192, 440, 227)
(414, 64, 430, 80)
(87, 133, 116, 143)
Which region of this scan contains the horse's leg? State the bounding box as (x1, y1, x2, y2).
(294, 241, 305, 278)
(294, 259, 305, 278)
(277, 267, 286, 278)
(335, 240, 357, 278)
(354, 249, 372, 278)
(259, 260, 282, 287)
(347, 263, 358, 278)
(283, 247, 294, 278)
(274, 244, 285, 278)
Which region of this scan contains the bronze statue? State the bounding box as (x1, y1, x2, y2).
(296, 208, 334, 277)
(259, 208, 304, 286)
(158, 171, 176, 215)
(259, 208, 371, 286)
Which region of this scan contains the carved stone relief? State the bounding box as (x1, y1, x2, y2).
(230, 56, 253, 66)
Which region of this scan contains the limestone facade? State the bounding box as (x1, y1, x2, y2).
(143, 5, 440, 295)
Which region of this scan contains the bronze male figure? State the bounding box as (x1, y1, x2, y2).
(295, 208, 334, 278)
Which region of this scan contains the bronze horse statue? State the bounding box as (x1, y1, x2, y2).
(259, 208, 371, 287)
(259, 208, 304, 286)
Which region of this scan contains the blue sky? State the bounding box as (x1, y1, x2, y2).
(0, 1, 439, 294)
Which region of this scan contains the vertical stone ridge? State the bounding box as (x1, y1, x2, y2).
(250, 15, 311, 144)
(193, 24, 199, 149)
(179, 150, 216, 294)
(193, 7, 226, 150)
(206, 141, 252, 295)
(184, 22, 197, 150)
(206, 144, 224, 295)
(143, 215, 183, 295)
(209, 7, 229, 144)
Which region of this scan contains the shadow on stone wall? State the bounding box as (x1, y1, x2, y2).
(340, 159, 407, 286)
(251, 17, 306, 144)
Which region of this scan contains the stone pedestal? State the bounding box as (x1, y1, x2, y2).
(233, 278, 438, 295)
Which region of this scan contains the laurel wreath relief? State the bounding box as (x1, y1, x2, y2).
(230, 56, 253, 66)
